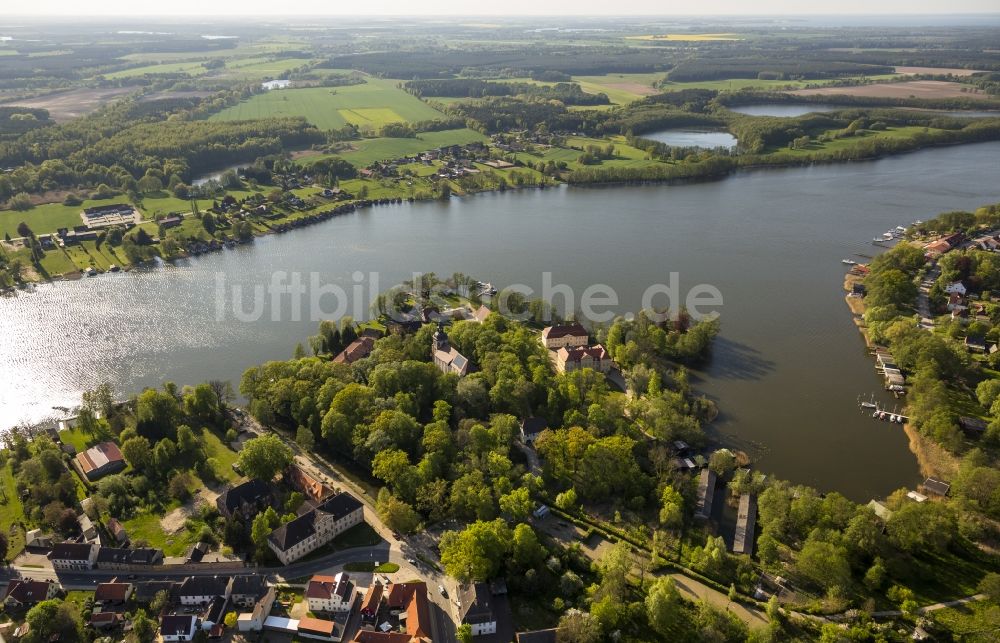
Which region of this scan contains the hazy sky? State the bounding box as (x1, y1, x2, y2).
(4, 1, 999, 16)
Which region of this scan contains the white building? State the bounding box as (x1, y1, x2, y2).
(268, 492, 364, 565)
(48, 542, 98, 571)
(160, 615, 198, 642)
(306, 572, 356, 613)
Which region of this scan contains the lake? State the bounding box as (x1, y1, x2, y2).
(643, 129, 738, 149)
(4, 141, 1000, 499)
(730, 104, 842, 117)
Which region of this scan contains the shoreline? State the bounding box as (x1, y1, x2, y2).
(841, 271, 959, 480)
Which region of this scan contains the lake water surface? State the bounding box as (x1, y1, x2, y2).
(4, 142, 1000, 499)
(643, 129, 738, 149)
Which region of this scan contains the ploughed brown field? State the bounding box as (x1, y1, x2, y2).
(788, 80, 991, 100)
(894, 66, 984, 76)
(3, 87, 134, 121)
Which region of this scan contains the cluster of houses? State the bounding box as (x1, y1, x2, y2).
(540, 323, 614, 374)
(215, 464, 366, 565)
(923, 232, 964, 260)
(874, 347, 906, 392)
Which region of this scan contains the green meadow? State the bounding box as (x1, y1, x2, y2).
(209, 79, 446, 130)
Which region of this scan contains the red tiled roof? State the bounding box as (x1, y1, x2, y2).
(75, 441, 124, 475)
(333, 337, 376, 365)
(385, 583, 430, 639)
(3, 579, 51, 605)
(305, 575, 337, 599)
(352, 632, 413, 643)
(360, 581, 383, 615)
(95, 582, 131, 603)
(299, 617, 336, 637)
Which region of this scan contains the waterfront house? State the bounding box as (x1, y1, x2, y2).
(921, 477, 951, 497)
(306, 573, 355, 614)
(553, 344, 613, 374)
(216, 479, 273, 519)
(473, 305, 492, 323)
(695, 469, 717, 520)
(959, 416, 988, 437)
(75, 441, 126, 481)
(732, 494, 758, 555)
(540, 323, 589, 350)
(49, 542, 99, 570)
(333, 336, 376, 365)
(268, 492, 365, 564)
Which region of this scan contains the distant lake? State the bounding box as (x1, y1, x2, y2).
(4, 142, 1000, 499)
(642, 129, 738, 149)
(729, 104, 842, 117)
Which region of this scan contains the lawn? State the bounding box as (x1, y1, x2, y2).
(514, 135, 654, 171)
(0, 197, 147, 238)
(209, 79, 446, 130)
(199, 427, 240, 484)
(770, 126, 946, 156)
(0, 462, 26, 561)
(122, 509, 203, 557)
(58, 427, 94, 452)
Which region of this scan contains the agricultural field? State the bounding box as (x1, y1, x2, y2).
(789, 80, 991, 100)
(325, 128, 488, 166)
(572, 73, 664, 104)
(209, 79, 445, 130)
(0, 197, 142, 238)
(103, 61, 208, 79)
(3, 87, 134, 121)
(222, 57, 314, 78)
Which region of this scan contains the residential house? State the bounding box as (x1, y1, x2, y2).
(519, 417, 547, 444)
(359, 580, 383, 623)
(48, 542, 99, 570)
(2, 579, 59, 610)
(96, 546, 163, 569)
(944, 281, 968, 295)
(966, 336, 987, 353)
(107, 518, 128, 545)
(186, 542, 210, 563)
(201, 595, 228, 631)
(94, 581, 133, 607)
(975, 235, 1000, 251)
(177, 576, 233, 607)
(384, 582, 431, 640)
(553, 344, 613, 374)
(947, 292, 967, 313)
(237, 586, 276, 632)
(216, 479, 273, 519)
(78, 513, 99, 543)
(959, 416, 989, 437)
(540, 323, 589, 350)
(473, 305, 492, 323)
(160, 614, 199, 642)
(459, 583, 497, 636)
(306, 573, 355, 614)
(231, 575, 269, 609)
(89, 612, 122, 630)
(333, 336, 376, 365)
(923, 239, 952, 258)
(74, 441, 126, 481)
(268, 492, 365, 565)
(432, 324, 470, 377)
(285, 464, 334, 503)
(298, 616, 340, 642)
(24, 529, 53, 550)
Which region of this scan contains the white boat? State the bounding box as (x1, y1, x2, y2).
(842, 259, 856, 265)
(873, 237, 885, 244)
(896, 226, 907, 232)
(860, 401, 877, 409)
